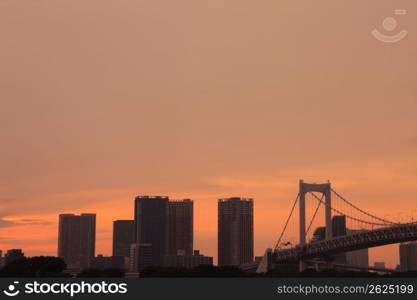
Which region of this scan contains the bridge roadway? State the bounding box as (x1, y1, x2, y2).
(305, 260, 396, 273)
(273, 223, 417, 263)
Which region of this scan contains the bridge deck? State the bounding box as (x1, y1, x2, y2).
(273, 223, 417, 263)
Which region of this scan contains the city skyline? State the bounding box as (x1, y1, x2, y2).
(1, 1, 417, 269)
(2, 185, 417, 270)
(1, 184, 417, 268)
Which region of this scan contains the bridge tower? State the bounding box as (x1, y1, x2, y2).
(299, 180, 332, 270)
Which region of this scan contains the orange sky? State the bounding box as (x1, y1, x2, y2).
(0, 1, 416, 268)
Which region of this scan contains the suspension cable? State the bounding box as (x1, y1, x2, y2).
(309, 192, 388, 226)
(306, 193, 323, 234)
(274, 193, 299, 251)
(331, 188, 397, 225)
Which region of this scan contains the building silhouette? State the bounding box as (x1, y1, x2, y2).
(167, 199, 193, 256)
(129, 243, 153, 272)
(332, 215, 347, 237)
(134, 196, 168, 266)
(218, 197, 254, 266)
(164, 250, 213, 269)
(346, 229, 369, 268)
(5, 249, 25, 265)
(93, 254, 126, 270)
(371, 262, 387, 275)
(332, 215, 347, 264)
(312, 227, 326, 242)
(58, 213, 96, 269)
(113, 220, 135, 257)
(399, 242, 417, 272)
(311, 218, 368, 268)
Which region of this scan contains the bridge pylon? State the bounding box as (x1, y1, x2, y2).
(299, 180, 332, 271)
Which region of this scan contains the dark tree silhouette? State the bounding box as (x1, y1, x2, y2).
(77, 268, 125, 278)
(140, 265, 247, 277)
(0, 256, 68, 277)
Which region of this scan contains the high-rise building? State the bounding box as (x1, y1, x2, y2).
(312, 216, 347, 242)
(113, 220, 135, 257)
(346, 248, 369, 268)
(311, 219, 368, 267)
(134, 196, 168, 266)
(399, 242, 417, 272)
(218, 197, 254, 266)
(167, 199, 193, 256)
(129, 243, 153, 272)
(311, 227, 325, 242)
(58, 213, 96, 269)
(332, 215, 347, 237)
(346, 229, 368, 268)
(332, 215, 347, 264)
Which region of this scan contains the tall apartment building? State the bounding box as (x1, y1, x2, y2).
(58, 213, 96, 269)
(399, 242, 417, 272)
(134, 196, 168, 266)
(218, 197, 254, 266)
(113, 220, 135, 257)
(167, 199, 193, 256)
(332, 215, 347, 264)
(332, 215, 347, 237)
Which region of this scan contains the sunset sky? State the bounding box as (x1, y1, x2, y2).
(0, 1, 416, 268)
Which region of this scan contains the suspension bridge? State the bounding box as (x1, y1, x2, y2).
(254, 180, 417, 273)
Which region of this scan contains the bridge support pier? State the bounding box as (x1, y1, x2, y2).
(299, 261, 307, 272)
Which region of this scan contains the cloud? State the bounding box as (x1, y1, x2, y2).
(0, 188, 135, 217)
(0, 237, 56, 246)
(0, 218, 52, 228)
(201, 176, 292, 189)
